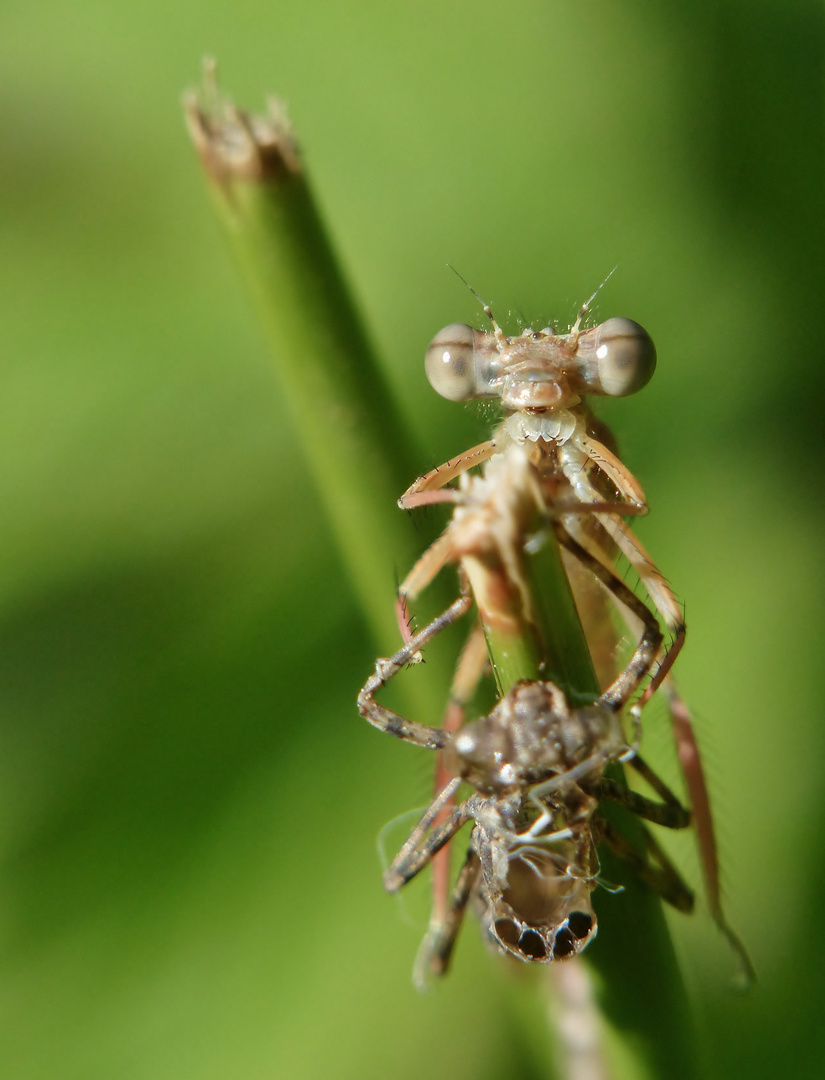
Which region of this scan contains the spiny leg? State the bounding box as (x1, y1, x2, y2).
(431, 622, 488, 925)
(596, 514, 686, 704)
(398, 440, 497, 509)
(555, 455, 683, 703)
(598, 817, 695, 914)
(384, 797, 469, 893)
(663, 678, 756, 988)
(625, 752, 685, 805)
(395, 531, 460, 646)
(392, 513, 489, 921)
(580, 432, 649, 514)
(358, 594, 472, 750)
(413, 847, 480, 989)
(555, 525, 663, 713)
(593, 772, 691, 830)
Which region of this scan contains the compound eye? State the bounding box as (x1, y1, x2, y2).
(591, 317, 657, 397)
(424, 323, 478, 401)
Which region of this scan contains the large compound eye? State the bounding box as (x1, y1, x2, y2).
(575, 317, 657, 397)
(424, 323, 499, 401)
(595, 317, 656, 396)
(425, 323, 476, 401)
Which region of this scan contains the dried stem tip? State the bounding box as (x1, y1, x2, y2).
(184, 59, 300, 185)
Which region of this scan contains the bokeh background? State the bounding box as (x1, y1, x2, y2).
(2, 1, 823, 1077)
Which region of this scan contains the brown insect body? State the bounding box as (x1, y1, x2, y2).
(362, 287, 753, 986)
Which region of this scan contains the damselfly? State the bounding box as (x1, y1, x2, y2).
(391, 283, 753, 984)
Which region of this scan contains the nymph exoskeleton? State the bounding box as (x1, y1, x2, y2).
(358, 588, 693, 985)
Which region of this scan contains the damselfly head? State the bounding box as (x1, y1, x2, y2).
(424, 315, 656, 410)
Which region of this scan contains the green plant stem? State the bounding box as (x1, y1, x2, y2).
(520, 524, 600, 704)
(186, 73, 695, 1080)
(185, 77, 426, 649)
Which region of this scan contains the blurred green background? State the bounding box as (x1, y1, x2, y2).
(1, 1, 823, 1077)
